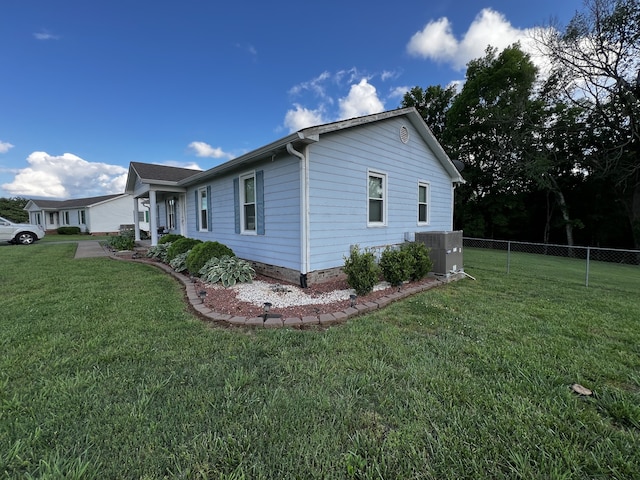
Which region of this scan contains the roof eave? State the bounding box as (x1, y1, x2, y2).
(179, 131, 318, 186)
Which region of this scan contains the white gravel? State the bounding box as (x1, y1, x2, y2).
(222, 280, 389, 308)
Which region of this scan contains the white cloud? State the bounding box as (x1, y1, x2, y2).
(1, 152, 127, 198)
(407, 8, 543, 71)
(187, 141, 233, 159)
(338, 79, 385, 119)
(407, 17, 458, 63)
(163, 161, 203, 170)
(0, 140, 14, 154)
(388, 85, 411, 100)
(381, 70, 401, 82)
(284, 104, 327, 132)
(284, 74, 387, 132)
(289, 71, 333, 99)
(34, 31, 60, 40)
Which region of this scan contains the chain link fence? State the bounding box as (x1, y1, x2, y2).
(463, 237, 640, 294)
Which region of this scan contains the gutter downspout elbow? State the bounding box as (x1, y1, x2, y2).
(287, 143, 310, 285)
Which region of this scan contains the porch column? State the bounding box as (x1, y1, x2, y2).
(149, 190, 158, 245)
(133, 197, 141, 241)
(179, 194, 187, 237)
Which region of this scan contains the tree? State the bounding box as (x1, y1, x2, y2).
(522, 79, 592, 245)
(535, 0, 640, 247)
(444, 44, 539, 239)
(0, 197, 29, 223)
(401, 84, 457, 143)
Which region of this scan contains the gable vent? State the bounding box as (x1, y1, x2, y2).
(399, 125, 409, 144)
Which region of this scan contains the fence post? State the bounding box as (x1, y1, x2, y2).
(507, 241, 511, 274)
(585, 246, 590, 287)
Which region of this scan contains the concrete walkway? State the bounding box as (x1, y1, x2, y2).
(74, 241, 109, 258)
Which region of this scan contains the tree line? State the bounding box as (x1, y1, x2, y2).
(0, 197, 28, 223)
(402, 0, 640, 249)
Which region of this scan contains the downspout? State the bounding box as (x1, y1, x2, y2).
(287, 142, 310, 287)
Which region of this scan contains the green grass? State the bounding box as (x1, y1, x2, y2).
(39, 234, 112, 243)
(1, 244, 639, 478)
(464, 246, 640, 294)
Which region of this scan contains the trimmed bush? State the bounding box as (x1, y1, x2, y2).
(186, 241, 235, 275)
(402, 242, 433, 280)
(166, 237, 202, 262)
(57, 226, 81, 235)
(158, 233, 183, 245)
(199, 256, 255, 287)
(379, 246, 411, 286)
(343, 245, 380, 296)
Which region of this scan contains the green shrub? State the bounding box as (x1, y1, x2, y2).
(186, 241, 235, 275)
(199, 256, 255, 287)
(167, 237, 202, 262)
(158, 233, 183, 245)
(343, 245, 380, 296)
(57, 226, 81, 235)
(402, 242, 433, 280)
(106, 233, 135, 251)
(169, 251, 190, 273)
(146, 243, 171, 262)
(379, 246, 411, 286)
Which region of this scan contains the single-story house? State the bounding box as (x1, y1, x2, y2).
(24, 194, 143, 235)
(125, 107, 465, 285)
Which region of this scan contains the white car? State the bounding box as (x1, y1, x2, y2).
(0, 216, 46, 245)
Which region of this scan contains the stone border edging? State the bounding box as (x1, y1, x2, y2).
(109, 249, 464, 329)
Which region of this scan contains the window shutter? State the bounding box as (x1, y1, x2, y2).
(256, 170, 265, 235)
(194, 190, 199, 231)
(207, 185, 213, 231)
(233, 178, 240, 234)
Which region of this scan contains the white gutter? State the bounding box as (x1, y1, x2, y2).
(286, 142, 310, 284)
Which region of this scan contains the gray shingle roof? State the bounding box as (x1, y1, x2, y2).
(28, 194, 126, 209)
(130, 162, 200, 183)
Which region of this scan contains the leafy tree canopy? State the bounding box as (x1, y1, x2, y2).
(0, 197, 29, 223)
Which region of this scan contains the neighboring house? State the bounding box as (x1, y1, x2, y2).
(24, 194, 140, 235)
(125, 107, 465, 285)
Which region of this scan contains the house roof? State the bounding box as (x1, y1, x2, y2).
(125, 162, 202, 193)
(180, 107, 465, 186)
(130, 162, 200, 183)
(26, 194, 129, 210)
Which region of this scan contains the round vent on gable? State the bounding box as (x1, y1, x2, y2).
(399, 125, 409, 144)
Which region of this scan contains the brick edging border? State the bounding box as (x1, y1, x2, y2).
(108, 248, 464, 328)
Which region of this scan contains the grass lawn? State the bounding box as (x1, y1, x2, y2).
(38, 234, 112, 243)
(1, 244, 639, 479)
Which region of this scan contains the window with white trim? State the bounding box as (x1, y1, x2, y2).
(63, 211, 70, 225)
(418, 182, 430, 224)
(78, 210, 86, 225)
(367, 171, 386, 226)
(240, 172, 256, 233)
(198, 188, 208, 231)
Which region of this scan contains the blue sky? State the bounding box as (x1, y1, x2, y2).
(0, 0, 584, 199)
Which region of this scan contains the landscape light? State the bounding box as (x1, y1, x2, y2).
(350, 294, 357, 308)
(263, 302, 272, 321)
